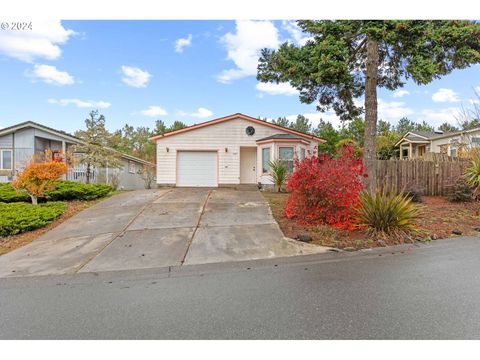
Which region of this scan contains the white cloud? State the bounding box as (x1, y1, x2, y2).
(0, 20, 76, 62)
(191, 107, 213, 118)
(217, 20, 280, 83)
(281, 21, 312, 46)
(432, 88, 460, 103)
(121, 66, 151, 88)
(392, 89, 410, 98)
(415, 107, 459, 128)
(377, 99, 414, 122)
(140, 106, 168, 117)
(29, 64, 75, 85)
(175, 34, 192, 53)
(256, 82, 298, 96)
(48, 98, 111, 109)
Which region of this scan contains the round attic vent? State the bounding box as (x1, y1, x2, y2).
(246, 126, 255, 136)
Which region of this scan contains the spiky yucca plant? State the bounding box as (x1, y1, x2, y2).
(465, 157, 480, 197)
(355, 188, 420, 238)
(268, 160, 288, 192)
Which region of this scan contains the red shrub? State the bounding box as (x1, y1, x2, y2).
(284, 144, 367, 229)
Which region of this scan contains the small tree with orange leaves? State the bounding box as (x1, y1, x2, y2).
(12, 161, 68, 205)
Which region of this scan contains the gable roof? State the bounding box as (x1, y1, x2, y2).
(395, 130, 455, 146)
(0, 121, 154, 166)
(0, 121, 83, 144)
(150, 113, 325, 143)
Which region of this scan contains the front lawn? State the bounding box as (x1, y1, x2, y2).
(264, 192, 480, 250)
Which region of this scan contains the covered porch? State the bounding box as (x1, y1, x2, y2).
(397, 140, 429, 160)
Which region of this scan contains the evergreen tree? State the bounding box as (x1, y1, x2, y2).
(395, 117, 417, 134)
(414, 120, 434, 132)
(438, 122, 459, 133)
(169, 120, 188, 132)
(377, 119, 392, 136)
(290, 114, 312, 133)
(272, 116, 291, 128)
(258, 20, 480, 188)
(154, 120, 168, 135)
(314, 120, 341, 156)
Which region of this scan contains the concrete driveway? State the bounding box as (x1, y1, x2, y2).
(0, 188, 328, 277)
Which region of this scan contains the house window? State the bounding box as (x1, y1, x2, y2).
(299, 148, 306, 160)
(128, 160, 136, 174)
(0, 150, 12, 170)
(472, 137, 480, 147)
(262, 147, 271, 174)
(450, 148, 457, 157)
(279, 146, 294, 173)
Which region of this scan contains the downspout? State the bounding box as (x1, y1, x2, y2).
(12, 131, 15, 180)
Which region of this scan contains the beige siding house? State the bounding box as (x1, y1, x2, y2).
(151, 113, 324, 187)
(395, 128, 480, 159)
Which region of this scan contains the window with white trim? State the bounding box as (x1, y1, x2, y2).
(262, 147, 271, 174)
(278, 146, 294, 173)
(0, 149, 12, 170)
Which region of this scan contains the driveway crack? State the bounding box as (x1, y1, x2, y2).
(180, 189, 212, 265)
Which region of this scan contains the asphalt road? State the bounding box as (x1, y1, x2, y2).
(1, 237, 480, 339)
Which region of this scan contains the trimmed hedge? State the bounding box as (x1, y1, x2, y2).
(0, 201, 66, 236)
(0, 183, 30, 203)
(0, 181, 112, 203)
(47, 181, 112, 201)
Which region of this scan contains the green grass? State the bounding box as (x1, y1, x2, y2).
(0, 201, 66, 236)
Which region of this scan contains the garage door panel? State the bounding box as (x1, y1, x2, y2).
(177, 151, 217, 187)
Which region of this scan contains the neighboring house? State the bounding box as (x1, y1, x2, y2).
(0, 121, 154, 190)
(151, 113, 325, 187)
(395, 128, 480, 159)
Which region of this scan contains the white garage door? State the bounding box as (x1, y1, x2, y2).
(177, 151, 218, 187)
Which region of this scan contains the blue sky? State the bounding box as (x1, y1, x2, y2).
(0, 20, 479, 134)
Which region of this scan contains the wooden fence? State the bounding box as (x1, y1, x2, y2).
(375, 159, 471, 196)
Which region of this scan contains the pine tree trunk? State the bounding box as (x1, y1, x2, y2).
(363, 38, 379, 190)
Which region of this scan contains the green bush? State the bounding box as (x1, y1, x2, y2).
(46, 181, 112, 201)
(0, 183, 30, 203)
(355, 188, 420, 238)
(268, 160, 288, 192)
(448, 177, 474, 202)
(0, 201, 66, 236)
(466, 157, 480, 197)
(0, 181, 112, 203)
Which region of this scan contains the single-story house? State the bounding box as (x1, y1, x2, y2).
(395, 128, 480, 159)
(0, 121, 154, 190)
(150, 113, 325, 187)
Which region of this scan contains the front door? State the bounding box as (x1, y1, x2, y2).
(418, 145, 426, 158)
(240, 147, 257, 184)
